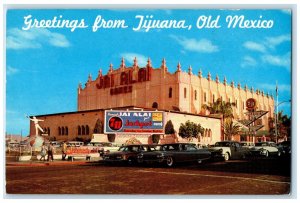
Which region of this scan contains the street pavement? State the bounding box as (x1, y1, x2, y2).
(5, 157, 291, 195)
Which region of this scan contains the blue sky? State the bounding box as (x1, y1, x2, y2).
(6, 9, 292, 135)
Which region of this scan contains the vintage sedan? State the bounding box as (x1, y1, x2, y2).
(137, 143, 211, 167)
(209, 141, 250, 161)
(250, 141, 283, 157)
(102, 144, 157, 165)
(278, 141, 291, 156)
(240, 141, 255, 149)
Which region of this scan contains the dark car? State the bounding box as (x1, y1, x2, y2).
(137, 143, 211, 167)
(278, 141, 291, 156)
(102, 144, 157, 165)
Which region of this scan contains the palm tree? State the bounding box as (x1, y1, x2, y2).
(223, 120, 241, 141)
(277, 111, 291, 139)
(202, 98, 236, 119)
(202, 98, 236, 140)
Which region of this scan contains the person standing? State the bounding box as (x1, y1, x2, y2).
(40, 143, 47, 161)
(62, 142, 67, 160)
(47, 143, 54, 161)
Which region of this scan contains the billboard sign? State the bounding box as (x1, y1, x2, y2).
(104, 110, 164, 134)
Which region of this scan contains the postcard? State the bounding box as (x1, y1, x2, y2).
(5, 7, 293, 196)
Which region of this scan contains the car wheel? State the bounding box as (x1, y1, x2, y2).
(137, 158, 143, 164)
(265, 150, 269, 158)
(166, 156, 174, 167)
(224, 153, 230, 161)
(127, 158, 133, 165)
(277, 151, 281, 157)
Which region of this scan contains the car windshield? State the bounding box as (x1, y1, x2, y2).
(118, 146, 126, 151)
(215, 142, 231, 147)
(255, 143, 268, 146)
(118, 146, 140, 152)
(144, 146, 157, 152)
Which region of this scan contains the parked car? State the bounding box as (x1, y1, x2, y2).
(97, 142, 120, 156)
(250, 141, 283, 157)
(50, 141, 62, 147)
(137, 143, 211, 167)
(240, 141, 255, 148)
(209, 141, 250, 161)
(67, 141, 84, 147)
(103, 144, 156, 165)
(277, 141, 291, 156)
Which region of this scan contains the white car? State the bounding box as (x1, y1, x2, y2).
(97, 142, 120, 156)
(240, 141, 255, 148)
(209, 141, 250, 161)
(250, 141, 283, 157)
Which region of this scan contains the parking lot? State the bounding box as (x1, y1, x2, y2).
(5, 157, 291, 195)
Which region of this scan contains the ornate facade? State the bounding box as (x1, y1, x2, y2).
(78, 58, 274, 130)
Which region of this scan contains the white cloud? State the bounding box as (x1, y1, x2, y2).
(121, 53, 148, 67)
(7, 28, 71, 50)
(7, 66, 19, 75)
(261, 52, 291, 71)
(241, 56, 257, 68)
(281, 9, 292, 15)
(243, 41, 266, 53)
(170, 35, 219, 53)
(258, 83, 291, 93)
(265, 34, 291, 49)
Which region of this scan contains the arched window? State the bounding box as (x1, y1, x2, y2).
(208, 129, 212, 137)
(152, 102, 158, 109)
(86, 125, 89, 135)
(58, 127, 61, 136)
(61, 127, 65, 135)
(82, 125, 86, 135)
(47, 127, 50, 136)
(204, 92, 207, 102)
(169, 87, 172, 98)
(195, 90, 197, 100)
(65, 127, 68, 135)
(184, 88, 187, 98)
(78, 126, 81, 135)
(213, 94, 215, 103)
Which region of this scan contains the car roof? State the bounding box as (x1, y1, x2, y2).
(216, 141, 239, 143)
(123, 144, 160, 147)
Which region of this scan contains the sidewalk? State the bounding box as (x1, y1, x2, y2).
(6, 157, 102, 167)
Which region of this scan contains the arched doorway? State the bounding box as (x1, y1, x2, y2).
(152, 102, 158, 108)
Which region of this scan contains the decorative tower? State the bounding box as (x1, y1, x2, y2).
(109, 63, 113, 73)
(230, 81, 234, 88)
(188, 65, 192, 75)
(120, 57, 126, 70)
(98, 69, 102, 77)
(161, 58, 167, 72)
(78, 82, 82, 94)
(207, 72, 211, 81)
(198, 69, 202, 78)
(223, 76, 227, 85)
(176, 62, 181, 72)
(147, 57, 152, 68)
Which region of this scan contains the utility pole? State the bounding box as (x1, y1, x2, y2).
(275, 81, 278, 143)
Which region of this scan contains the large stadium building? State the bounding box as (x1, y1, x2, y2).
(30, 58, 274, 144)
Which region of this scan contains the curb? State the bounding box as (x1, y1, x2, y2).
(6, 160, 101, 167)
